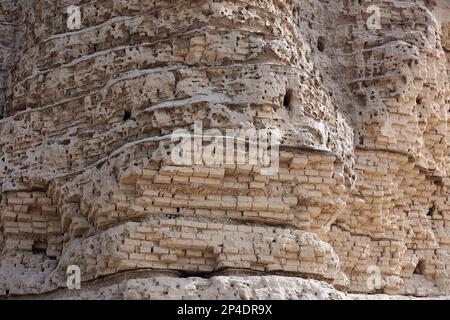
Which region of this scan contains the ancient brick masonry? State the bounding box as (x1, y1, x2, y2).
(316, 0, 450, 296)
(0, 0, 449, 299)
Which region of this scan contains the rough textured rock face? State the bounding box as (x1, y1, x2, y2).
(0, 0, 448, 299)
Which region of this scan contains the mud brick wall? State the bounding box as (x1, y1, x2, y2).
(0, 0, 449, 299)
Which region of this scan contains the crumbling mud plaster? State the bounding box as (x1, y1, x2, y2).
(0, 0, 449, 299)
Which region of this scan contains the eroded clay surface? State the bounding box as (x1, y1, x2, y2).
(0, 0, 449, 299)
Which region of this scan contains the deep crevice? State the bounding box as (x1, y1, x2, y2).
(283, 89, 293, 109)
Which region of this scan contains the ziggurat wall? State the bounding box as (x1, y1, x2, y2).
(0, 0, 449, 299)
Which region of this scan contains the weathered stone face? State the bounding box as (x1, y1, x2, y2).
(0, 0, 449, 299)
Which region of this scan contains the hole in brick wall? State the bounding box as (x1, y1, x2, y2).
(317, 37, 325, 52)
(60, 139, 71, 146)
(427, 205, 435, 218)
(359, 136, 364, 145)
(423, 0, 437, 8)
(123, 110, 132, 121)
(416, 96, 423, 105)
(414, 259, 426, 275)
(283, 89, 293, 109)
(32, 241, 47, 255)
